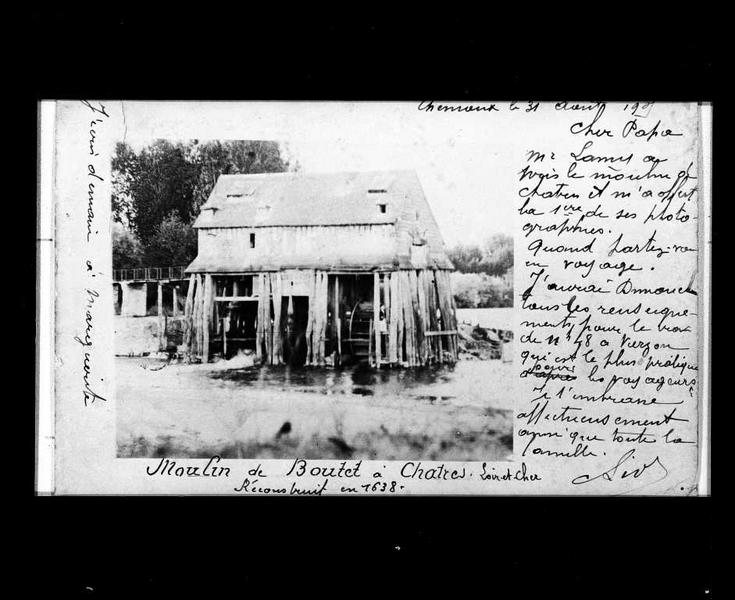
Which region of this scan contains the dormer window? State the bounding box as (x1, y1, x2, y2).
(378, 203, 387, 214)
(227, 186, 258, 199)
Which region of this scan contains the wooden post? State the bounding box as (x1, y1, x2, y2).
(409, 270, 422, 366)
(271, 272, 283, 365)
(255, 274, 266, 362)
(388, 272, 398, 364)
(157, 282, 164, 351)
(373, 272, 381, 368)
(183, 274, 195, 358)
(431, 272, 442, 364)
(202, 274, 212, 363)
(416, 270, 428, 366)
(400, 271, 415, 367)
(317, 271, 327, 365)
(434, 271, 456, 363)
(192, 274, 203, 358)
(383, 273, 391, 363)
(265, 274, 274, 364)
(396, 272, 404, 365)
(368, 319, 374, 367)
(172, 286, 178, 318)
(190, 277, 197, 358)
(334, 275, 341, 365)
(444, 271, 459, 361)
(313, 272, 320, 366)
(222, 317, 227, 357)
(305, 269, 315, 365)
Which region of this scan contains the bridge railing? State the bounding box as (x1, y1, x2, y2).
(113, 266, 187, 282)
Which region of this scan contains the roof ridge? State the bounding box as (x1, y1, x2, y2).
(217, 169, 418, 179)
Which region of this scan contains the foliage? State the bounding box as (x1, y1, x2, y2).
(449, 234, 513, 308)
(144, 212, 198, 266)
(112, 223, 144, 269)
(451, 272, 513, 308)
(448, 233, 513, 277)
(112, 139, 294, 267)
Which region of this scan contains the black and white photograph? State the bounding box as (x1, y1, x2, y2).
(111, 135, 515, 462)
(40, 99, 709, 499)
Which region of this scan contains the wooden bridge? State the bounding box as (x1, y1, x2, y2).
(113, 267, 189, 328)
(113, 266, 188, 282)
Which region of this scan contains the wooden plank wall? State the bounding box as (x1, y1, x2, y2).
(305, 269, 329, 366)
(183, 274, 195, 359)
(184, 268, 458, 366)
(379, 269, 457, 367)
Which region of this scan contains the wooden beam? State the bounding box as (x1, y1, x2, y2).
(157, 282, 164, 351)
(373, 272, 381, 368)
(222, 317, 227, 357)
(317, 271, 327, 365)
(193, 274, 203, 358)
(264, 274, 273, 364)
(202, 274, 212, 363)
(271, 272, 283, 365)
(388, 272, 398, 364)
(400, 271, 415, 367)
(396, 272, 404, 365)
(417, 270, 429, 365)
(305, 270, 315, 365)
(408, 270, 422, 366)
(256, 273, 268, 362)
(334, 275, 341, 365)
(214, 295, 258, 302)
(183, 274, 195, 358)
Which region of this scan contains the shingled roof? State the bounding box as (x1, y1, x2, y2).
(190, 170, 454, 270)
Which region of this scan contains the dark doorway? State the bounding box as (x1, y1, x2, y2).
(283, 296, 309, 367)
(218, 300, 258, 357)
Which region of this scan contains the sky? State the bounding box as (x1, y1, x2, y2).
(280, 137, 515, 247)
(120, 101, 527, 247)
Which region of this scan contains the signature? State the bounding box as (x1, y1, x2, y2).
(571, 449, 668, 486)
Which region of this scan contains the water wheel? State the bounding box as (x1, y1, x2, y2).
(347, 300, 373, 361)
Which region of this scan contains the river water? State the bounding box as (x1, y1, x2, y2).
(209, 360, 513, 408)
(116, 357, 514, 461)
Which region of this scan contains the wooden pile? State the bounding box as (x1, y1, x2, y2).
(254, 272, 286, 365)
(376, 269, 458, 367)
(184, 267, 458, 367)
(183, 273, 214, 362)
(305, 270, 329, 366)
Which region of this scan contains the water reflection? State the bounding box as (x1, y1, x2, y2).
(210, 362, 458, 399)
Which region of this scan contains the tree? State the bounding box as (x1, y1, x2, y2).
(115, 140, 200, 247)
(482, 233, 514, 277)
(448, 234, 514, 308)
(111, 142, 138, 227)
(111, 223, 143, 269)
(144, 212, 198, 266)
(448, 234, 514, 277)
(447, 244, 485, 273)
(111, 139, 295, 267)
(190, 140, 295, 217)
